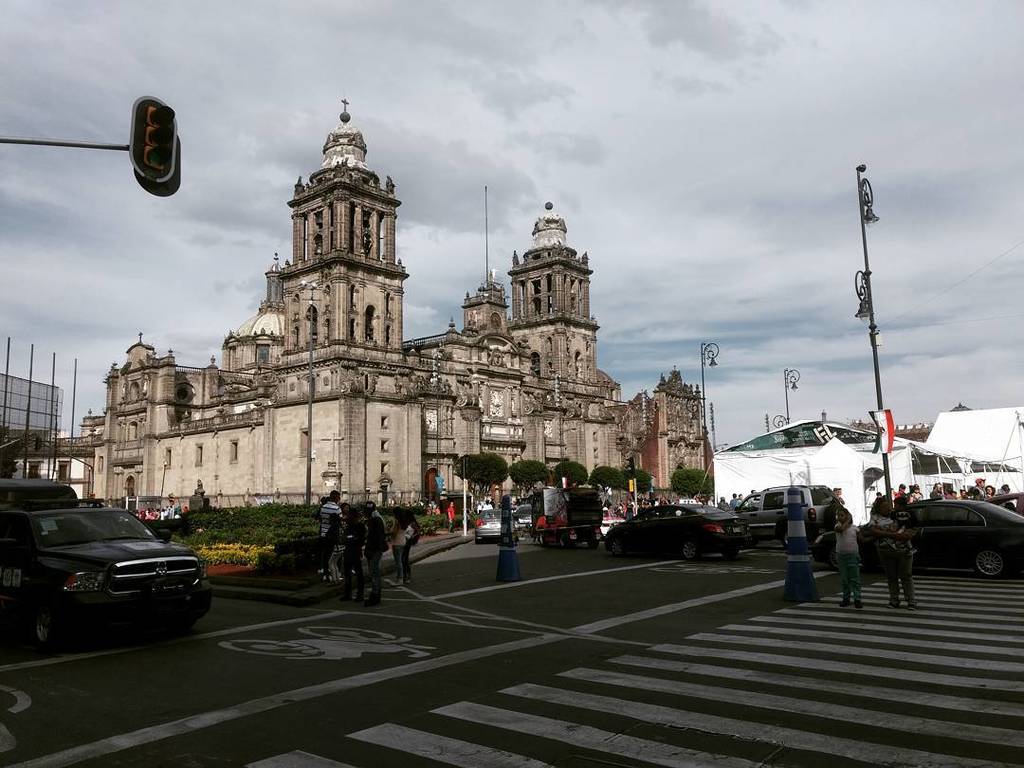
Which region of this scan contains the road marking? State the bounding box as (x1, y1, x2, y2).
(779, 603, 1023, 625)
(434, 701, 759, 768)
(0, 611, 349, 674)
(857, 596, 1024, 613)
(502, 683, 1009, 768)
(650, 644, 1024, 692)
(349, 723, 551, 767)
(246, 751, 359, 767)
(861, 585, 1024, 603)
(778, 606, 1019, 626)
(571, 572, 834, 634)
(0, 684, 30, 713)
(689, 633, 1024, 672)
(609, 654, 1024, 718)
(752, 614, 1024, 643)
(559, 667, 1024, 748)
(4, 634, 564, 768)
(431, 559, 679, 599)
(913, 576, 1024, 588)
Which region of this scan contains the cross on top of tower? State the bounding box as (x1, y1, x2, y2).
(340, 98, 350, 124)
(138, 332, 143, 343)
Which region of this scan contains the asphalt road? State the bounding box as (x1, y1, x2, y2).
(2, 543, 1023, 767)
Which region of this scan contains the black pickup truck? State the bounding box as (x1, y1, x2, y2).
(0, 480, 211, 648)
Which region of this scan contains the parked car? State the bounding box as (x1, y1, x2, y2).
(0, 480, 212, 648)
(605, 504, 749, 560)
(513, 503, 533, 532)
(734, 485, 835, 544)
(474, 510, 501, 543)
(600, 507, 626, 539)
(810, 499, 1024, 578)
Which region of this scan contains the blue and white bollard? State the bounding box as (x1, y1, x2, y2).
(496, 494, 522, 582)
(783, 485, 819, 602)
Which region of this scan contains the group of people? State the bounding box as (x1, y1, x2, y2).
(315, 491, 421, 607)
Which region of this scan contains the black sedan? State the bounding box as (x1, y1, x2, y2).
(605, 505, 749, 560)
(811, 499, 1024, 578)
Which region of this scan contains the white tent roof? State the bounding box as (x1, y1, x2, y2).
(925, 407, 1024, 464)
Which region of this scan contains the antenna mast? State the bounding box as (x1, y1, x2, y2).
(484, 185, 489, 285)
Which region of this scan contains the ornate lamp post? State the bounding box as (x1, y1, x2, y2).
(699, 342, 719, 468)
(430, 346, 443, 501)
(855, 163, 892, 500)
(783, 368, 800, 423)
(300, 279, 319, 507)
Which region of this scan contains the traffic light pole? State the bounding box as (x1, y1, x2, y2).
(0, 137, 128, 151)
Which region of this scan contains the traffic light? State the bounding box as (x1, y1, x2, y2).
(129, 96, 180, 196)
(627, 456, 636, 473)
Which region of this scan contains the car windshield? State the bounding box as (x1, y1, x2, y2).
(31, 509, 156, 547)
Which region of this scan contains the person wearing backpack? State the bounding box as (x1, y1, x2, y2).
(317, 491, 342, 581)
(401, 511, 420, 585)
(362, 501, 387, 607)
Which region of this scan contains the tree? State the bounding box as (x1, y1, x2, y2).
(589, 465, 626, 490)
(553, 460, 588, 488)
(671, 467, 713, 497)
(0, 426, 19, 479)
(455, 452, 509, 496)
(624, 467, 654, 494)
(509, 459, 549, 492)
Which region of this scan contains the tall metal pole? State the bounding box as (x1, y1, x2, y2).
(698, 342, 719, 470)
(49, 352, 57, 479)
(856, 164, 892, 500)
(22, 344, 34, 476)
(302, 281, 318, 507)
(783, 370, 790, 423)
(0, 337, 10, 472)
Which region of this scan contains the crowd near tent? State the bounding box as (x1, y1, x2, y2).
(714, 419, 1022, 524)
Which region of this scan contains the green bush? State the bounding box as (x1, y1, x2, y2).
(671, 467, 714, 496)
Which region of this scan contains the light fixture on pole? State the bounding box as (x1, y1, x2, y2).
(783, 368, 800, 423)
(300, 279, 319, 507)
(699, 342, 719, 468)
(430, 346, 443, 502)
(771, 414, 788, 430)
(854, 163, 892, 500)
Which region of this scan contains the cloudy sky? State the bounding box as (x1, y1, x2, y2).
(2, 1, 1023, 447)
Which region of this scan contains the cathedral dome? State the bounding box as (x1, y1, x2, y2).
(236, 308, 284, 338)
(531, 202, 567, 248)
(322, 105, 368, 170)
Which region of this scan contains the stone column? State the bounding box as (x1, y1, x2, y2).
(353, 204, 363, 255)
(307, 212, 317, 259)
(292, 216, 302, 263)
(339, 201, 349, 252)
(369, 210, 380, 260)
(384, 214, 396, 262)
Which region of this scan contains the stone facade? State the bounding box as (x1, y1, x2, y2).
(86, 107, 705, 504)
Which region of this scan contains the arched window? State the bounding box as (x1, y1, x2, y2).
(530, 353, 541, 375)
(128, 381, 140, 400)
(305, 305, 319, 342)
(574, 351, 582, 378)
(364, 306, 376, 342)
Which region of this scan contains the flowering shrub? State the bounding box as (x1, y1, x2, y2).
(194, 543, 274, 566)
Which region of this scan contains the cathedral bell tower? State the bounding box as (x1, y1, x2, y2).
(508, 203, 598, 381)
(282, 102, 406, 354)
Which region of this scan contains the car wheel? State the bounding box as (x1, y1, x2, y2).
(827, 549, 839, 570)
(681, 539, 700, 561)
(31, 603, 61, 650)
(974, 548, 1006, 578)
(721, 547, 740, 560)
(608, 538, 626, 557)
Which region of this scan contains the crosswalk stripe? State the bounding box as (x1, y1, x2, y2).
(348, 723, 550, 768)
(246, 752, 357, 768)
(651, 644, 1024, 692)
(774, 606, 1024, 630)
(750, 615, 1024, 644)
(853, 597, 1024, 614)
(862, 586, 1024, 603)
(913, 576, 1024, 587)
(502, 683, 1012, 768)
(689, 632, 1024, 672)
(434, 701, 759, 768)
(559, 667, 1024, 749)
(790, 602, 1024, 626)
(609, 654, 1024, 718)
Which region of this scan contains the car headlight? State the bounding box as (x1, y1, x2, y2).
(63, 571, 107, 592)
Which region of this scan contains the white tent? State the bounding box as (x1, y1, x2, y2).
(713, 420, 1009, 524)
(925, 407, 1024, 491)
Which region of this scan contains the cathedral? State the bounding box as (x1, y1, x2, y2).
(84, 107, 706, 504)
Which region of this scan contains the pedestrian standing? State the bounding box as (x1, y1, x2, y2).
(446, 500, 456, 533)
(340, 505, 365, 602)
(317, 491, 342, 581)
(834, 507, 862, 609)
(402, 512, 420, 584)
(362, 501, 387, 607)
(869, 496, 917, 609)
(389, 511, 409, 584)
(325, 502, 344, 583)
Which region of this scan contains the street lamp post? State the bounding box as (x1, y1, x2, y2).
(431, 346, 443, 502)
(783, 368, 800, 423)
(855, 163, 892, 500)
(699, 342, 719, 468)
(300, 279, 319, 507)
(554, 373, 563, 461)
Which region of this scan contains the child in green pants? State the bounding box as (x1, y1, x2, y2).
(834, 508, 863, 608)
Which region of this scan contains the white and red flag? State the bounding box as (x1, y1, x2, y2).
(870, 409, 895, 454)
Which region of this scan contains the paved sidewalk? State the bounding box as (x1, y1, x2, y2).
(210, 534, 472, 606)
